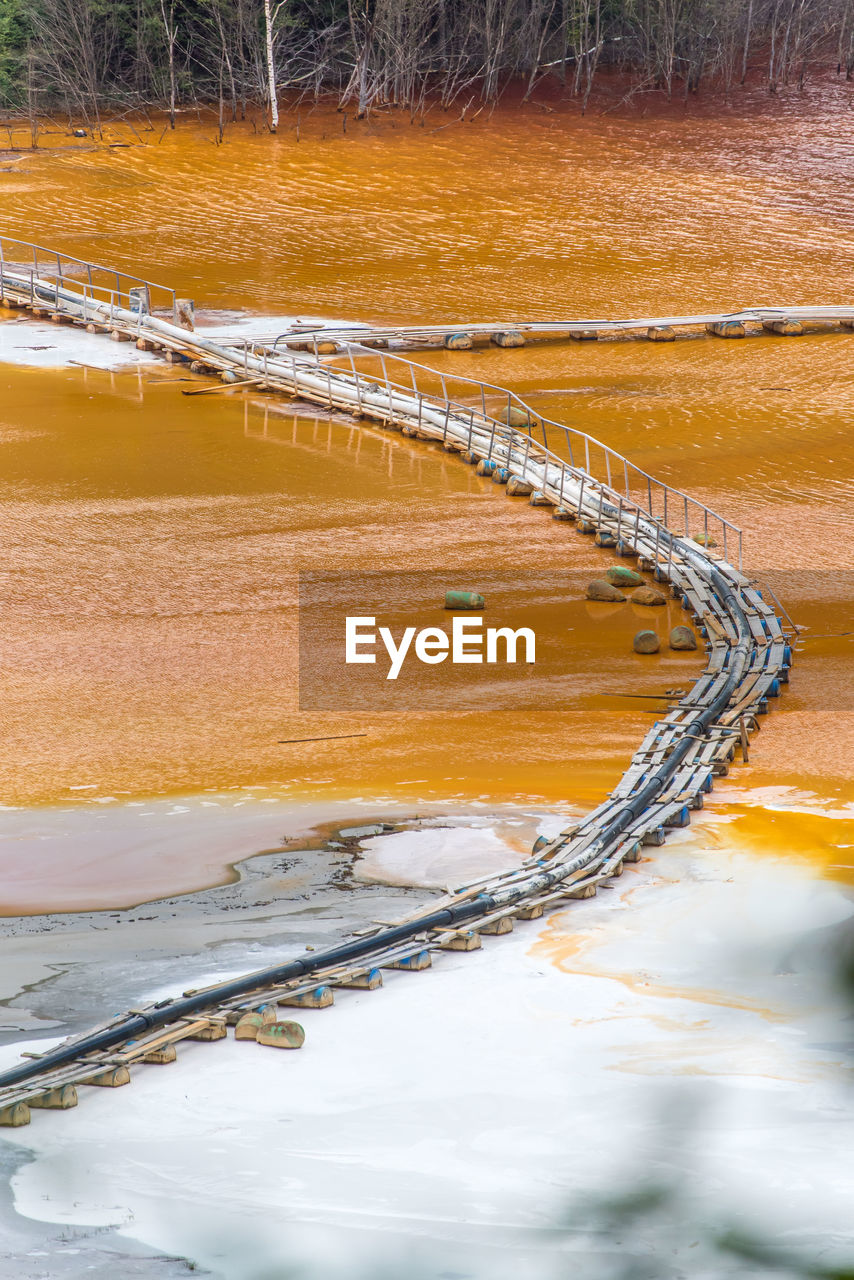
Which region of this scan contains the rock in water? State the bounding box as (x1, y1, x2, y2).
(257, 1020, 306, 1049)
(500, 406, 532, 428)
(708, 320, 746, 339)
(762, 318, 803, 336)
(633, 630, 660, 654)
(586, 580, 627, 603)
(632, 585, 667, 606)
(234, 1007, 277, 1041)
(606, 566, 643, 588)
(445, 590, 485, 610)
(669, 625, 698, 650)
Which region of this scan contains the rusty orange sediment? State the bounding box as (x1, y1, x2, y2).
(0, 103, 852, 913)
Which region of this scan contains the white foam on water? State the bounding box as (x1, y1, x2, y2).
(0, 309, 365, 370)
(355, 824, 524, 888)
(1, 826, 852, 1280)
(0, 317, 158, 369)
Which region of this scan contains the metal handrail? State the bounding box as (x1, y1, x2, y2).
(224, 331, 742, 568)
(0, 242, 742, 568)
(0, 235, 176, 315)
(246, 334, 743, 569)
(301, 339, 743, 568)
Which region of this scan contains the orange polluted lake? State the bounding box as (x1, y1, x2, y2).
(1, 89, 853, 909)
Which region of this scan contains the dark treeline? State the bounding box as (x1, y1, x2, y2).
(0, 0, 852, 130)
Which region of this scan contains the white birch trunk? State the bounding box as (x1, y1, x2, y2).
(264, 0, 279, 132)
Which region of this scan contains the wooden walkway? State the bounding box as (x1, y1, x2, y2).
(246, 303, 854, 352)
(0, 239, 794, 1125)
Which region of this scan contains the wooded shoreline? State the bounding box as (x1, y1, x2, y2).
(0, 0, 852, 134)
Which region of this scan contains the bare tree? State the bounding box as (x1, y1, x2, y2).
(264, 0, 287, 130)
(158, 0, 177, 126)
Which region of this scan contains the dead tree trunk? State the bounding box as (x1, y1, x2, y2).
(158, 0, 177, 127)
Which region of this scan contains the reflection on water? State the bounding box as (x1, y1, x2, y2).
(1, 95, 853, 895)
(0, 363, 699, 813)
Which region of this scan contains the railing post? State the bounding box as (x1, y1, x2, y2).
(563, 427, 574, 468)
(348, 348, 363, 411)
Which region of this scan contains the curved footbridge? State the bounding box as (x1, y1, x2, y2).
(0, 239, 795, 1124)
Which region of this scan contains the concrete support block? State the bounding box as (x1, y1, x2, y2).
(438, 931, 482, 951)
(567, 884, 597, 899)
(478, 916, 514, 935)
(279, 986, 334, 1009)
(0, 1103, 30, 1127)
(140, 1044, 178, 1064)
(83, 1066, 131, 1087)
(29, 1085, 78, 1109)
(384, 951, 432, 971)
(187, 1021, 227, 1042)
(515, 902, 545, 919)
(340, 968, 383, 990)
(174, 298, 195, 331)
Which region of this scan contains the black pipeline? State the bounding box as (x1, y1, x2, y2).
(0, 553, 752, 1094)
(0, 898, 492, 1090)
